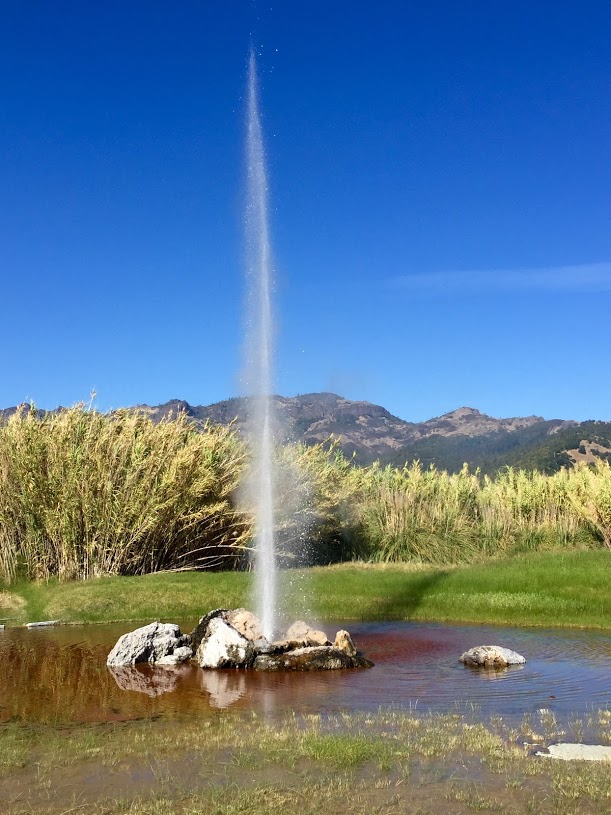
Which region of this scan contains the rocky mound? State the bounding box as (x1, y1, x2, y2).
(107, 609, 374, 673)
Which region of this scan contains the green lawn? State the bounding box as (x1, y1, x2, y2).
(2, 550, 609, 629)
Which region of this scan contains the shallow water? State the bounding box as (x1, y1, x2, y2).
(1, 620, 609, 724)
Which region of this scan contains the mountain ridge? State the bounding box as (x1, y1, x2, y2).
(2, 393, 609, 474)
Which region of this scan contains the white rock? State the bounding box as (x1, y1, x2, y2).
(460, 645, 526, 669)
(196, 618, 255, 669)
(26, 620, 60, 628)
(537, 744, 611, 762)
(107, 621, 186, 667)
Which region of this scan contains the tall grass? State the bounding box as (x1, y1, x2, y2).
(0, 405, 249, 581)
(357, 460, 611, 563)
(0, 406, 610, 582)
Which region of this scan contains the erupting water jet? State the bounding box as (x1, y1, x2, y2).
(244, 49, 277, 639)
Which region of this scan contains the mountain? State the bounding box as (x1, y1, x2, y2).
(2, 393, 610, 474)
(130, 393, 608, 474)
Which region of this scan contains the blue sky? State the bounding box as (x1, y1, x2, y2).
(1, 1, 610, 422)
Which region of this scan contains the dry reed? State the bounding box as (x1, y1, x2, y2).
(356, 459, 610, 563)
(0, 405, 249, 581)
(1, 406, 610, 581)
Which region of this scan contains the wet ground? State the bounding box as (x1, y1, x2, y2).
(1, 619, 609, 724)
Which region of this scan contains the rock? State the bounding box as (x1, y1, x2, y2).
(285, 620, 330, 647)
(156, 646, 193, 665)
(226, 608, 265, 642)
(334, 630, 357, 656)
(153, 634, 180, 660)
(537, 744, 611, 762)
(254, 645, 374, 672)
(460, 645, 526, 669)
(196, 617, 255, 669)
(107, 621, 192, 667)
(254, 638, 292, 655)
(190, 608, 228, 651)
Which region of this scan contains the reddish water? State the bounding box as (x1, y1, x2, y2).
(1, 620, 610, 724)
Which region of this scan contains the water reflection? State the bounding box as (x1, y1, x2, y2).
(199, 670, 247, 708)
(463, 664, 525, 681)
(109, 665, 191, 697)
(1, 621, 610, 725)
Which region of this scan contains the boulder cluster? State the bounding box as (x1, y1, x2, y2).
(106, 608, 373, 672)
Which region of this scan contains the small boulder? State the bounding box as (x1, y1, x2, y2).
(196, 617, 255, 669)
(254, 645, 374, 672)
(226, 608, 265, 642)
(334, 630, 357, 657)
(460, 645, 526, 669)
(107, 622, 193, 667)
(285, 620, 330, 647)
(157, 646, 194, 666)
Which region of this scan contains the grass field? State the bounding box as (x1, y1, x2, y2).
(2, 550, 609, 629)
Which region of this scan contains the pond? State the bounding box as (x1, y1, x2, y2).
(1, 620, 609, 724)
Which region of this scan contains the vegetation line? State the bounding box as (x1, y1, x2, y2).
(2, 552, 609, 629)
(0, 405, 610, 586)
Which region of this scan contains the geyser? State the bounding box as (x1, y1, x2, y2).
(105, 52, 374, 680)
(244, 49, 277, 639)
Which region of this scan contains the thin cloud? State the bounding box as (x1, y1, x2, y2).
(391, 262, 611, 294)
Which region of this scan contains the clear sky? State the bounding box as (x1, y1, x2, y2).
(1, 1, 610, 422)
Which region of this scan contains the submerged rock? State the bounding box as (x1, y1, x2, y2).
(460, 645, 526, 669)
(254, 645, 373, 672)
(537, 743, 611, 762)
(107, 622, 193, 667)
(196, 617, 255, 669)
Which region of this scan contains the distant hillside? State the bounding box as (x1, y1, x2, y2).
(2, 393, 610, 474)
(132, 394, 611, 474)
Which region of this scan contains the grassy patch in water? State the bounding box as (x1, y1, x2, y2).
(1, 550, 610, 629)
(1, 711, 611, 814)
